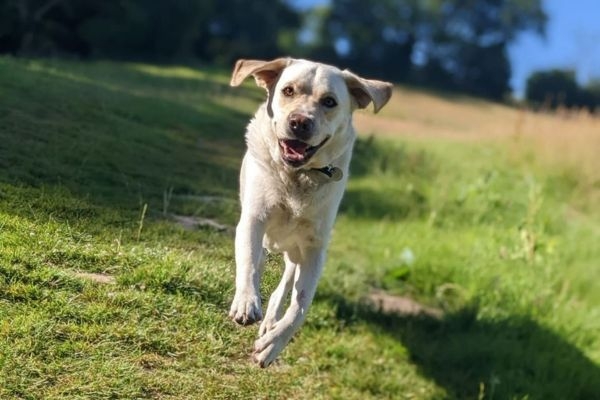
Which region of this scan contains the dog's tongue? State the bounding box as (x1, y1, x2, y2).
(281, 139, 310, 158)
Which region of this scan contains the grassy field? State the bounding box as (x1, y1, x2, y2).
(0, 56, 599, 399)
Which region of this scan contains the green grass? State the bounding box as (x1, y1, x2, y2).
(1, 56, 599, 399)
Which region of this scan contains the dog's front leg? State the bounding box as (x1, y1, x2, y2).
(229, 216, 265, 325)
(253, 247, 325, 367)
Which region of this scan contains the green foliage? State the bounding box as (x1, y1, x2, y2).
(0, 0, 300, 64)
(309, 0, 545, 99)
(0, 0, 546, 100)
(79, 1, 214, 60)
(1, 57, 599, 399)
(526, 69, 600, 110)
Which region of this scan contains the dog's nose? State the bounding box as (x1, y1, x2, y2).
(288, 114, 314, 140)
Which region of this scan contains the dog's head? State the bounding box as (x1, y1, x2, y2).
(230, 58, 393, 168)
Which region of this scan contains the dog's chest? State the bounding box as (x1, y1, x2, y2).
(263, 205, 321, 252)
(262, 174, 330, 252)
(270, 168, 326, 215)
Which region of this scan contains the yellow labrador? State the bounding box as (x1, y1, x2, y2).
(229, 58, 392, 367)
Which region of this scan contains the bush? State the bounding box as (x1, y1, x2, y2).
(525, 69, 600, 111)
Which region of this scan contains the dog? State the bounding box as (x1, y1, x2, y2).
(228, 58, 393, 367)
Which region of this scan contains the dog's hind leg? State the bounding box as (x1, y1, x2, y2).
(253, 247, 325, 367)
(259, 252, 297, 336)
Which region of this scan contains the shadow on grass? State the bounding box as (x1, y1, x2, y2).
(349, 136, 435, 179)
(324, 293, 600, 400)
(339, 136, 433, 220)
(340, 186, 429, 220)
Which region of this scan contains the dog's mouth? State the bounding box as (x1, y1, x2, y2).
(279, 137, 329, 167)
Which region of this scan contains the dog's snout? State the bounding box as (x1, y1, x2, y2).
(288, 113, 314, 140)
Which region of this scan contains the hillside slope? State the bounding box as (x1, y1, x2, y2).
(1, 57, 599, 399)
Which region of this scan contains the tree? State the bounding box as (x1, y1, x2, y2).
(305, 0, 546, 99)
(581, 80, 600, 111)
(194, 0, 300, 65)
(0, 0, 97, 56)
(526, 70, 600, 111)
(77, 1, 214, 61)
(0, 0, 299, 63)
(304, 0, 421, 81)
(424, 0, 545, 98)
(0, 0, 550, 101)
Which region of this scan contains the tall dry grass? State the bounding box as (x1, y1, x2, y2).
(355, 86, 600, 211)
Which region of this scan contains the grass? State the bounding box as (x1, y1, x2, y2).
(0, 56, 599, 399)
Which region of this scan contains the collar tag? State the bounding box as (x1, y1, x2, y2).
(313, 165, 343, 182)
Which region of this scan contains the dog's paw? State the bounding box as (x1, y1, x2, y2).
(252, 343, 278, 368)
(258, 315, 278, 337)
(229, 293, 263, 325)
(252, 324, 292, 368)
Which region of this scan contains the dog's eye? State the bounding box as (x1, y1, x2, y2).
(282, 86, 295, 97)
(321, 96, 337, 108)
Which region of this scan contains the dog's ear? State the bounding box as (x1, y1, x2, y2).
(342, 70, 393, 113)
(230, 58, 291, 90)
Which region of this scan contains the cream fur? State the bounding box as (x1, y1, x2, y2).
(228, 58, 392, 367)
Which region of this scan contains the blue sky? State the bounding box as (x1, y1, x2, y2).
(509, 0, 600, 97)
(290, 0, 600, 97)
